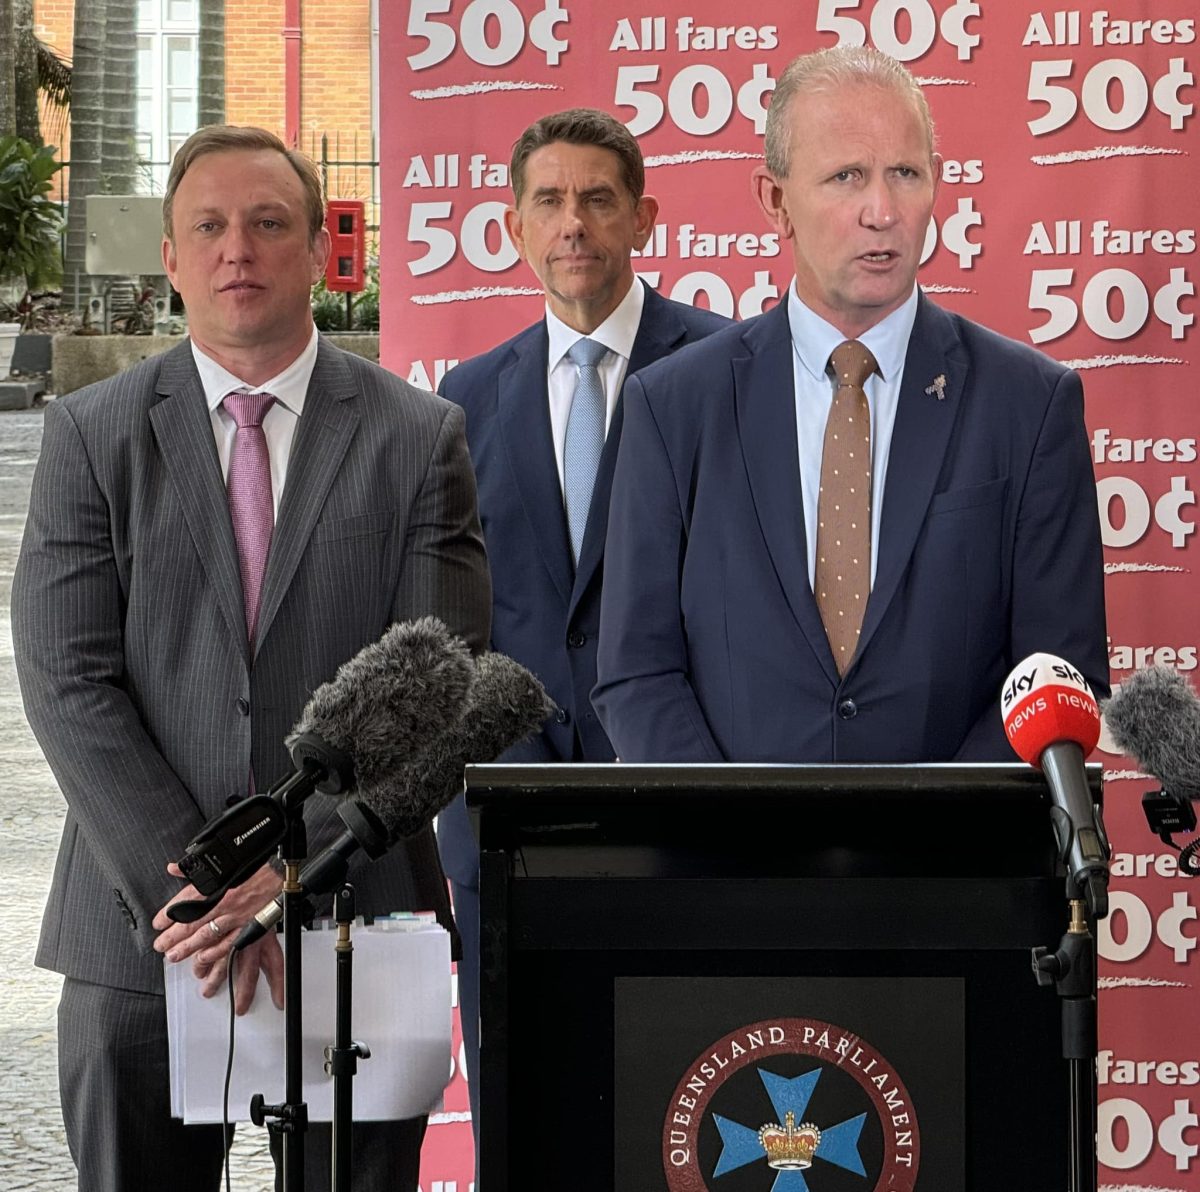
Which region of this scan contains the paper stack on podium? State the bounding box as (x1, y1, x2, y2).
(167, 920, 451, 1123)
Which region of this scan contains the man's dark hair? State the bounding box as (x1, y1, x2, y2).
(510, 108, 645, 206)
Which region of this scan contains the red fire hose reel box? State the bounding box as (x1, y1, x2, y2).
(324, 200, 365, 292)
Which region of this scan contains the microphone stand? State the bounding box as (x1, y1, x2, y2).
(250, 812, 310, 1192)
(239, 801, 384, 1192)
(325, 884, 370, 1192)
(1032, 892, 1100, 1192)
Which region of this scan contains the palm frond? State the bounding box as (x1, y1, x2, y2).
(37, 39, 72, 109)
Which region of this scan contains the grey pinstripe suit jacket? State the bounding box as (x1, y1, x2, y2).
(13, 336, 491, 995)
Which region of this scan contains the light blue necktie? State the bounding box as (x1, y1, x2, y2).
(563, 337, 608, 564)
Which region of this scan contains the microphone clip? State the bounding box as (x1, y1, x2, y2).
(1141, 787, 1200, 877)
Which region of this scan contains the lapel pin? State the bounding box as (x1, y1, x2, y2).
(924, 374, 948, 401)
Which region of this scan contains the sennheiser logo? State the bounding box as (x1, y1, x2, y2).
(233, 817, 272, 847)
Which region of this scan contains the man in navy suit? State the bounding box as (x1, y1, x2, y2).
(594, 47, 1108, 764)
(436, 108, 729, 1152)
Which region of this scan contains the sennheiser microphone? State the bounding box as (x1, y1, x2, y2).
(1103, 664, 1200, 799)
(170, 618, 475, 919)
(1104, 665, 1200, 875)
(234, 650, 553, 950)
(1002, 652, 1109, 916)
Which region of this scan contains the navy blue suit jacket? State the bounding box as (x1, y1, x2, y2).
(437, 283, 729, 885)
(594, 294, 1109, 763)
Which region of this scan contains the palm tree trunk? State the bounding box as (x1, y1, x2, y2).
(0, 0, 15, 137)
(64, 0, 106, 289)
(13, 0, 39, 145)
(101, 0, 137, 193)
(198, 0, 226, 127)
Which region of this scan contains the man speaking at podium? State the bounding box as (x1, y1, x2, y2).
(594, 46, 1108, 764)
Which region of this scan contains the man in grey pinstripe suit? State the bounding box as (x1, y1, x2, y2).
(12, 127, 490, 1192)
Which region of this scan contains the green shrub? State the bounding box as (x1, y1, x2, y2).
(354, 263, 380, 331)
(0, 136, 64, 297)
(311, 277, 346, 331)
(310, 262, 380, 332)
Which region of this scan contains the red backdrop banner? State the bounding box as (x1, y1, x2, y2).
(377, 4, 1199, 1188)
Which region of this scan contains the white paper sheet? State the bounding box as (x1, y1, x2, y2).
(167, 922, 451, 1123)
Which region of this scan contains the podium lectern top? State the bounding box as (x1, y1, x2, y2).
(465, 761, 1102, 879)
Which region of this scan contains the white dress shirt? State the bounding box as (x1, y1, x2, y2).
(545, 277, 645, 493)
(192, 326, 319, 518)
(787, 284, 919, 588)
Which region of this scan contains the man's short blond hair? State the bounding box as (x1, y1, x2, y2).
(764, 46, 936, 178)
(162, 125, 326, 243)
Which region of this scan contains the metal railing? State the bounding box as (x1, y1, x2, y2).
(54, 134, 379, 208)
(52, 133, 381, 295)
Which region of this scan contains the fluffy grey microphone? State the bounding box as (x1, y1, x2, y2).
(1104, 665, 1200, 797)
(358, 650, 555, 840)
(235, 651, 551, 950)
(285, 616, 476, 794)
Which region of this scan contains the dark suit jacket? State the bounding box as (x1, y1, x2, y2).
(594, 294, 1109, 763)
(13, 336, 491, 994)
(436, 284, 729, 887)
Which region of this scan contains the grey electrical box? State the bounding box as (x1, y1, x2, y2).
(86, 195, 166, 276)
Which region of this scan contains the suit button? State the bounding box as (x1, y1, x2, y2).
(837, 699, 858, 720)
(236, 697, 250, 715)
(225, 794, 242, 808)
(567, 631, 586, 649)
(555, 708, 570, 725)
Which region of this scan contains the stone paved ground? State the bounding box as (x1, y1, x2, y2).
(0, 407, 275, 1190)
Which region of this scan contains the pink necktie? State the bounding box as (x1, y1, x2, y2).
(222, 391, 277, 644)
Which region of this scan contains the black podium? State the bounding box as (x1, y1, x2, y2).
(467, 763, 1102, 1192)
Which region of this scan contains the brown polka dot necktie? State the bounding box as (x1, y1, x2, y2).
(816, 340, 877, 675)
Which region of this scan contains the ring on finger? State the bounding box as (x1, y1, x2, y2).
(208, 919, 223, 937)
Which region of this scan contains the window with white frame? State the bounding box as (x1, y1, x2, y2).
(136, 0, 199, 193)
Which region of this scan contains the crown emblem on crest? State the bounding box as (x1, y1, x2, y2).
(758, 1110, 821, 1170)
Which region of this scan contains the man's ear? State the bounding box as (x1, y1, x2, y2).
(162, 237, 177, 287)
(310, 226, 332, 283)
(751, 166, 794, 241)
(632, 194, 660, 250)
(503, 206, 527, 260)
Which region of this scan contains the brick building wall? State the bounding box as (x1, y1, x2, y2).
(296, 0, 374, 214)
(32, 0, 376, 208)
(224, 0, 287, 137)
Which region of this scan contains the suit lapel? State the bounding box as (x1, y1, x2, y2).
(255, 338, 360, 649)
(736, 303, 839, 684)
(625, 284, 688, 386)
(857, 295, 966, 659)
(570, 286, 689, 614)
(149, 341, 248, 655)
(498, 323, 575, 605)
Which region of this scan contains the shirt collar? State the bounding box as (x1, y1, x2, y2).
(786, 283, 919, 385)
(194, 325, 320, 416)
(545, 276, 645, 371)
